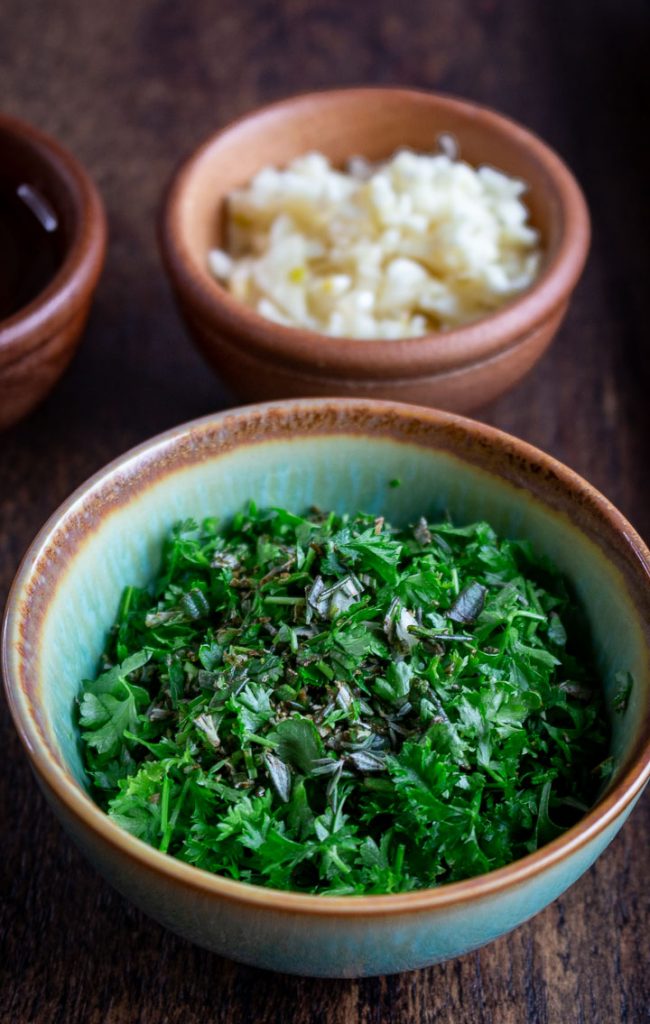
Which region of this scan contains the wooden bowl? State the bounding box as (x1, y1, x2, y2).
(0, 114, 107, 430)
(159, 89, 590, 412)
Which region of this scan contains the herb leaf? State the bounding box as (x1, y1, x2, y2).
(448, 582, 487, 624)
(271, 718, 324, 774)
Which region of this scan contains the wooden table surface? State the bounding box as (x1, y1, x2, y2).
(1, 1, 648, 1021)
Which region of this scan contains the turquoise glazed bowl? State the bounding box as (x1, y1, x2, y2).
(3, 399, 650, 978)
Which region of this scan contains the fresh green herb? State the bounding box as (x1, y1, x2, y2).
(78, 506, 613, 894)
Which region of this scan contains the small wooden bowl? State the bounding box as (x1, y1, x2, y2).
(0, 114, 107, 430)
(160, 88, 590, 412)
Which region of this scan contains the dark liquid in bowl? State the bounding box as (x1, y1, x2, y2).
(0, 180, 64, 321)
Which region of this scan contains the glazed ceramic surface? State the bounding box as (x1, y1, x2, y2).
(0, 114, 106, 430)
(3, 400, 649, 977)
(160, 89, 590, 412)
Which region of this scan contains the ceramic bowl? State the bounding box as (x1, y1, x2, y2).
(0, 113, 107, 430)
(159, 88, 590, 412)
(3, 399, 649, 978)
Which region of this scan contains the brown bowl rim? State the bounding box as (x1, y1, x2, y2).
(2, 398, 649, 918)
(0, 112, 107, 360)
(160, 87, 590, 379)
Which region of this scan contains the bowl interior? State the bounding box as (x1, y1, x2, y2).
(0, 123, 79, 259)
(175, 91, 562, 294)
(0, 117, 96, 339)
(9, 406, 648, 806)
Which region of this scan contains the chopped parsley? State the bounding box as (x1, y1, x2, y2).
(78, 505, 612, 894)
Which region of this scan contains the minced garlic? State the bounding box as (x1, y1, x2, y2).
(208, 147, 542, 339)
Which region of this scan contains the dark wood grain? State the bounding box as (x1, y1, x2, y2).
(1, 1, 648, 1021)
